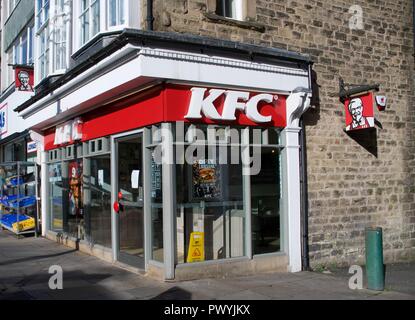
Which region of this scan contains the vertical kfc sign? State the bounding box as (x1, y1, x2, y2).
(15, 67, 34, 92)
(344, 93, 375, 131)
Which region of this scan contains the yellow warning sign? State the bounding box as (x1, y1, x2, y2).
(187, 232, 205, 263)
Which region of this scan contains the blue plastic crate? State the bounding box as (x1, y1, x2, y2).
(10, 196, 36, 209)
(0, 213, 32, 229)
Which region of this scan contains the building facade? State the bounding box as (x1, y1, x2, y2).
(4, 0, 415, 280)
(0, 0, 36, 163)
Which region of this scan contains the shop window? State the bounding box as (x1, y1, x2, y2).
(84, 155, 112, 247)
(48, 159, 84, 238)
(4, 141, 26, 162)
(64, 159, 84, 238)
(175, 125, 246, 263)
(150, 149, 163, 262)
(251, 146, 281, 255)
(49, 162, 64, 231)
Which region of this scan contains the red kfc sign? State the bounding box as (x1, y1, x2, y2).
(344, 93, 375, 132)
(15, 67, 34, 92)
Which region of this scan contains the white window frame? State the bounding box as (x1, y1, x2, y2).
(107, 0, 128, 31)
(7, 22, 35, 74)
(36, 0, 51, 83)
(38, 26, 50, 81)
(37, 0, 50, 31)
(78, 0, 101, 47)
(217, 0, 247, 21)
(51, 0, 71, 73)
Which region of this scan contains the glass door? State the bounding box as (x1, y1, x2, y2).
(115, 133, 145, 268)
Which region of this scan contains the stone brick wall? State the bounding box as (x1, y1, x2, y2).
(144, 0, 415, 267)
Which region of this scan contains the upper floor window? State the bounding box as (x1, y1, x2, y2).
(108, 0, 126, 28)
(79, 0, 100, 46)
(216, 0, 247, 21)
(12, 24, 35, 66)
(38, 27, 50, 80)
(37, 0, 50, 29)
(36, 0, 51, 81)
(52, 0, 70, 71)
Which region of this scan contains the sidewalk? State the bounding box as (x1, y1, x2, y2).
(0, 231, 414, 300)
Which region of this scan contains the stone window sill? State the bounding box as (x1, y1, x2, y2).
(203, 12, 266, 33)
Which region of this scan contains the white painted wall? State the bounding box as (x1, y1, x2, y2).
(0, 91, 34, 140)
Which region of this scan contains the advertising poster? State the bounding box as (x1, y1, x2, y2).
(151, 156, 162, 200)
(192, 159, 221, 200)
(344, 93, 375, 132)
(69, 161, 83, 217)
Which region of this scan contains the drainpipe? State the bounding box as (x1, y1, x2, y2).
(147, 0, 154, 31)
(299, 118, 310, 271)
(300, 63, 313, 271)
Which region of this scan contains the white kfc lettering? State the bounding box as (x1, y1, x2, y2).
(185, 87, 276, 123)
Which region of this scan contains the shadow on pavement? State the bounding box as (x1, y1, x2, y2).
(151, 287, 193, 300)
(0, 250, 78, 267)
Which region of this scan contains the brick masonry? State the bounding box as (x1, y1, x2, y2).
(143, 0, 415, 267)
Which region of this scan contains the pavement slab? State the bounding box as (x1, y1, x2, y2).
(0, 230, 414, 300)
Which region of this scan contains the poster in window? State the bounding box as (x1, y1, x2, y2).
(69, 161, 83, 217)
(151, 155, 162, 200)
(191, 159, 221, 200)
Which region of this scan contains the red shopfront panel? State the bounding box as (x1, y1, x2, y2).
(45, 84, 287, 151)
(44, 88, 165, 150)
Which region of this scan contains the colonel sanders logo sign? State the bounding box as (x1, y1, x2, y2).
(15, 67, 34, 92)
(344, 93, 375, 132)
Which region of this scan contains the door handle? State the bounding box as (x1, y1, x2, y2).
(114, 191, 125, 213)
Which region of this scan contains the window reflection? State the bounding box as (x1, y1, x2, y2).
(251, 147, 281, 254)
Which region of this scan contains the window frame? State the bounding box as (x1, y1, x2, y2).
(215, 0, 247, 21)
(78, 0, 101, 47)
(36, 0, 51, 82)
(107, 0, 128, 31)
(51, 0, 70, 73)
(36, 0, 50, 32)
(37, 26, 50, 81)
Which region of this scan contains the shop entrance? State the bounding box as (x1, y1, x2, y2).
(114, 133, 145, 268)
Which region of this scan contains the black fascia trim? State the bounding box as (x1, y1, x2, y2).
(15, 29, 313, 113)
(0, 130, 30, 146)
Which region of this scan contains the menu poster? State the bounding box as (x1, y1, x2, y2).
(151, 155, 162, 200)
(69, 161, 83, 217)
(191, 159, 221, 200)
